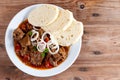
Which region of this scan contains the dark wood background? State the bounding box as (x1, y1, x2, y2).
(0, 0, 120, 80)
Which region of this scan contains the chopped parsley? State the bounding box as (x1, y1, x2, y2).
(43, 48, 49, 53)
(41, 48, 49, 58)
(41, 53, 46, 58)
(28, 31, 32, 36)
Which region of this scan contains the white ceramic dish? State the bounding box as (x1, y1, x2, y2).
(5, 4, 82, 77)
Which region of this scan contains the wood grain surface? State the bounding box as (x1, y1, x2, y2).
(0, 0, 120, 80)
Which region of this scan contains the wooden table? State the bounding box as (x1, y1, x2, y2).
(0, 0, 120, 80)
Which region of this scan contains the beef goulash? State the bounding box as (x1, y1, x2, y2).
(13, 4, 83, 69)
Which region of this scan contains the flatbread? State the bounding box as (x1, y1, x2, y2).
(53, 20, 83, 46)
(42, 9, 73, 32)
(28, 4, 59, 26)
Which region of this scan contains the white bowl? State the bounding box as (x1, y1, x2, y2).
(5, 4, 82, 77)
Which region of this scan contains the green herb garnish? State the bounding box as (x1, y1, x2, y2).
(28, 31, 32, 36)
(41, 48, 49, 58)
(43, 48, 49, 53)
(33, 46, 37, 51)
(41, 53, 46, 58)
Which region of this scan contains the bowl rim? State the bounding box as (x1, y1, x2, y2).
(5, 4, 82, 77)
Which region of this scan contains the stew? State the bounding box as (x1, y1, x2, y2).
(13, 20, 70, 69)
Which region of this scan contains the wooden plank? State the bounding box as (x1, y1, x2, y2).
(1, 65, 120, 80)
(75, 0, 120, 25)
(0, 0, 120, 25)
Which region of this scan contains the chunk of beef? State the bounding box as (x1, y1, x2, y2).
(19, 46, 30, 61)
(45, 53, 51, 61)
(13, 28, 25, 40)
(20, 23, 26, 32)
(19, 35, 31, 47)
(20, 47, 27, 56)
(20, 21, 32, 33)
(49, 57, 57, 67)
(49, 47, 69, 67)
(26, 23, 33, 30)
(48, 53, 62, 67)
(30, 51, 44, 66)
(28, 45, 34, 52)
(52, 53, 62, 62)
(59, 47, 68, 60)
